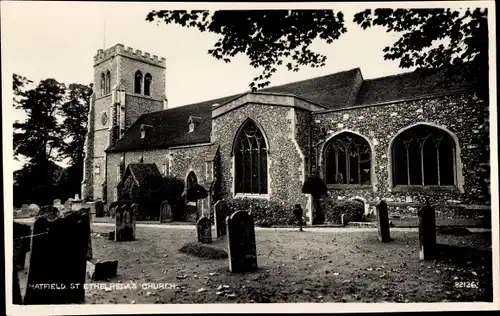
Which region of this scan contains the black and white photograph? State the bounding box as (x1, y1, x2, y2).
(2, 1, 498, 314)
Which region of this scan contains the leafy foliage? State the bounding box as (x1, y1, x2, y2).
(147, 9, 488, 94)
(146, 10, 347, 91)
(323, 199, 364, 224)
(186, 183, 208, 201)
(353, 8, 488, 97)
(59, 83, 92, 165)
(12, 74, 93, 205)
(302, 175, 328, 198)
(226, 198, 297, 227)
(13, 78, 66, 164)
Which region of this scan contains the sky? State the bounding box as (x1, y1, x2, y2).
(2, 1, 484, 171)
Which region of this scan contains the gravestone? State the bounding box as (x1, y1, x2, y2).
(214, 200, 228, 238)
(197, 216, 212, 243)
(115, 204, 136, 241)
(24, 214, 88, 304)
(226, 211, 258, 273)
(95, 200, 104, 217)
(109, 201, 119, 218)
(53, 199, 61, 206)
(418, 204, 437, 260)
(13, 258, 23, 304)
(377, 200, 391, 242)
(73, 208, 93, 261)
(63, 199, 73, 212)
(13, 222, 31, 270)
(92, 260, 118, 281)
(159, 200, 173, 223)
(27, 203, 40, 215)
(38, 205, 59, 220)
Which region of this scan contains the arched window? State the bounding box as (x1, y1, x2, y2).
(105, 70, 111, 94)
(233, 119, 268, 195)
(324, 132, 371, 185)
(134, 71, 142, 94)
(392, 125, 455, 186)
(144, 73, 152, 96)
(100, 72, 105, 96)
(186, 171, 198, 192)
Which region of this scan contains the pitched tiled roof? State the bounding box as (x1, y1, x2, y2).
(107, 94, 242, 152)
(107, 66, 474, 153)
(261, 68, 362, 108)
(355, 67, 472, 105)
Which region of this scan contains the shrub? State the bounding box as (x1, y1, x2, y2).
(225, 198, 296, 227)
(324, 200, 364, 224)
(30, 184, 55, 207)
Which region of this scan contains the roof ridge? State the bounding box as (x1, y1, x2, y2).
(261, 67, 361, 91)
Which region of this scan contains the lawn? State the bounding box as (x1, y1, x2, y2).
(17, 225, 492, 304)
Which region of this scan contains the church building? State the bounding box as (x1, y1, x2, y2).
(81, 44, 490, 224)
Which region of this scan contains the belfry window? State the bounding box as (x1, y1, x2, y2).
(233, 119, 268, 195)
(105, 70, 111, 94)
(324, 133, 371, 186)
(392, 125, 456, 186)
(100, 72, 105, 96)
(144, 73, 152, 96)
(134, 71, 142, 94)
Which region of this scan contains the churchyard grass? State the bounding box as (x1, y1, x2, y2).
(17, 224, 491, 304)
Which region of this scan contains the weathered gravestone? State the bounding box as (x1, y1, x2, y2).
(95, 200, 104, 218)
(226, 211, 258, 273)
(53, 199, 62, 207)
(92, 260, 119, 281)
(197, 216, 212, 244)
(214, 200, 229, 238)
(13, 222, 31, 270)
(24, 214, 89, 304)
(159, 200, 173, 223)
(108, 201, 119, 218)
(13, 257, 23, 304)
(115, 204, 136, 241)
(69, 208, 93, 261)
(377, 200, 391, 242)
(418, 204, 437, 260)
(38, 205, 60, 220)
(27, 203, 40, 215)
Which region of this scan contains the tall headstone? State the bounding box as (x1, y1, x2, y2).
(214, 200, 229, 238)
(13, 222, 31, 270)
(115, 204, 136, 241)
(377, 200, 391, 242)
(24, 214, 88, 304)
(418, 204, 437, 260)
(159, 200, 173, 223)
(226, 211, 258, 273)
(197, 216, 212, 243)
(38, 205, 59, 220)
(95, 200, 104, 217)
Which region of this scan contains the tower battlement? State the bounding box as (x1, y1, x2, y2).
(94, 43, 166, 68)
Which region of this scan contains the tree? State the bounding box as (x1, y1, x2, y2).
(146, 9, 488, 93)
(59, 83, 92, 166)
(13, 78, 66, 167)
(56, 83, 93, 199)
(146, 10, 346, 90)
(353, 8, 488, 98)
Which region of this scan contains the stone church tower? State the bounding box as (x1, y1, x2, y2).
(81, 44, 167, 201)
